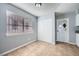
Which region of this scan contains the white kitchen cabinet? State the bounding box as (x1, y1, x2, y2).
(76, 34, 79, 47)
(76, 14, 79, 47)
(76, 14, 79, 26)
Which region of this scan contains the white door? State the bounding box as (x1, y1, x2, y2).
(38, 19, 55, 44)
(57, 19, 69, 42)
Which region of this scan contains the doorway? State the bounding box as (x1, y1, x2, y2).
(56, 18, 69, 43)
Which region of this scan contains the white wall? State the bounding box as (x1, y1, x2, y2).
(0, 4, 37, 55)
(38, 13, 55, 44)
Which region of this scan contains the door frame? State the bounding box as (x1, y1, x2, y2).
(56, 18, 69, 43)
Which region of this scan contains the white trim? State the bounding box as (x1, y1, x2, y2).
(56, 40, 76, 45)
(0, 40, 37, 56)
(39, 40, 56, 45)
(66, 42, 76, 45)
(6, 32, 33, 36)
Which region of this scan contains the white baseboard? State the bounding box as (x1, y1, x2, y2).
(38, 40, 56, 45)
(67, 42, 76, 45)
(56, 40, 76, 45)
(0, 40, 37, 56)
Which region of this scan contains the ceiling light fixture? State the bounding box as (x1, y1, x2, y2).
(35, 3, 42, 7)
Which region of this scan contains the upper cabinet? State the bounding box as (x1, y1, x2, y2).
(76, 13, 79, 26)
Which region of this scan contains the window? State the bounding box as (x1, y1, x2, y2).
(6, 10, 33, 36)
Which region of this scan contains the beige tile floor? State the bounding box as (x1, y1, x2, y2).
(6, 41, 79, 56)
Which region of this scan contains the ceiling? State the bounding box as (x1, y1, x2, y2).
(11, 3, 79, 16)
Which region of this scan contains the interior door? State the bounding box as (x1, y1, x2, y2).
(57, 19, 67, 42)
